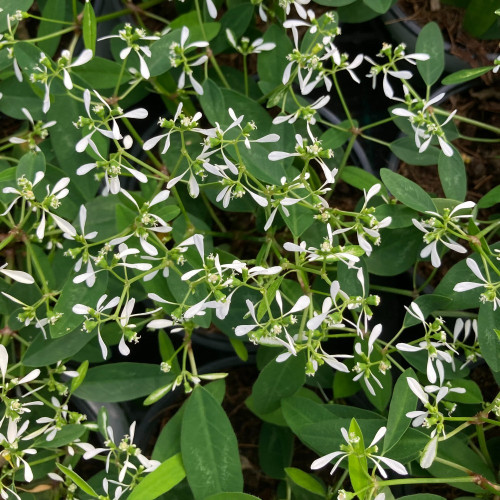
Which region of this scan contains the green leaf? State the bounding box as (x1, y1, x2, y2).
(152, 407, 185, 462)
(438, 148, 466, 201)
(70, 360, 89, 394)
(434, 245, 500, 310)
(0, 0, 34, 32)
(72, 57, 132, 89)
(82, 0, 97, 54)
(367, 227, 422, 276)
(281, 203, 314, 238)
(23, 328, 96, 367)
(251, 352, 306, 414)
(333, 366, 360, 398)
(127, 453, 186, 500)
(205, 495, 261, 500)
(478, 303, 500, 373)
(282, 396, 384, 458)
(478, 184, 500, 209)
(230, 338, 248, 361)
(35, 424, 86, 449)
(258, 25, 293, 90)
(374, 204, 417, 228)
(50, 274, 108, 338)
(445, 379, 483, 404)
(170, 12, 220, 42)
(245, 394, 288, 427)
(341, 166, 387, 195)
(57, 463, 98, 497)
(37, 0, 70, 56)
(347, 418, 370, 497)
(13, 41, 45, 77)
(259, 424, 293, 479)
(416, 22, 444, 86)
(143, 382, 175, 406)
(386, 427, 429, 463)
(429, 434, 496, 493)
(442, 66, 493, 85)
(365, 0, 393, 13)
(463, 0, 499, 37)
(47, 94, 99, 199)
(321, 120, 356, 149)
(181, 387, 243, 499)
(148, 29, 182, 77)
(159, 330, 181, 375)
(150, 380, 227, 463)
(357, 344, 392, 412)
(0, 78, 43, 120)
(380, 168, 436, 212)
(285, 467, 325, 495)
(398, 495, 446, 500)
(200, 79, 226, 126)
(383, 368, 417, 453)
(75, 363, 174, 402)
(210, 4, 254, 54)
(16, 151, 45, 183)
(390, 137, 440, 166)
(315, 0, 355, 5)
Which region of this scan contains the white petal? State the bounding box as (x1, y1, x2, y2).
(0, 268, 34, 284)
(420, 436, 438, 468)
(466, 258, 486, 282)
(311, 451, 345, 470)
(0, 345, 8, 380)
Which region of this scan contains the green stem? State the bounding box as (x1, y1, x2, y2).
(201, 193, 226, 232)
(332, 73, 353, 126)
(376, 476, 481, 487)
(113, 57, 129, 98)
(369, 284, 415, 297)
(26, 14, 74, 25)
(359, 133, 391, 147)
(94, 0, 165, 23)
(439, 421, 471, 441)
(434, 108, 500, 135)
(243, 54, 249, 97)
(458, 134, 500, 143)
(25, 239, 50, 294)
(476, 424, 495, 471)
(13, 26, 75, 44)
(360, 116, 396, 132)
(193, 0, 230, 89)
(0, 212, 32, 252)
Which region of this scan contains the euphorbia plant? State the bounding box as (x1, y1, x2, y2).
(0, 0, 499, 499)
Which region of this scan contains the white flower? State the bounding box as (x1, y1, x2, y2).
(60, 49, 93, 90)
(170, 27, 209, 95)
(75, 89, 148, 153)
(99, 24, 159, 79)
(73, 294, 120, 359)
(353, 324, 385, 396)
(272, 95, 330, 125)
(392, 92, 457, 157)
(311, 425, 407, 478)
(8, 108, 56, 151)
(453, 258, 500, 310)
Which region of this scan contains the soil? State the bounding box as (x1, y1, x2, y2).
(397, 0, 499, 83)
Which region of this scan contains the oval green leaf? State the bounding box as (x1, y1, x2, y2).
(181, 387, 243, 499)
(380, 168, 436, 213)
